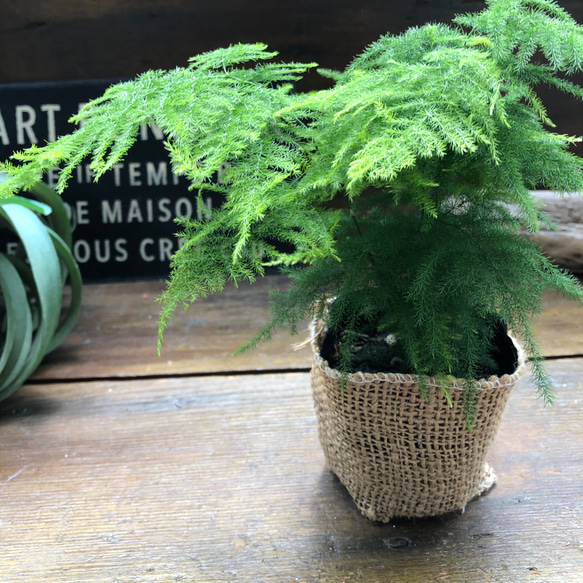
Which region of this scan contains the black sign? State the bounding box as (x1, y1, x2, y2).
(0, 79, 224, 281)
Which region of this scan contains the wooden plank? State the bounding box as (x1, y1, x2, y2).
(1, 1, 581, 137)
(1, 359, 582, 581)
(33, 275, 312, 381)
(0, 0, 413, 89)
(534, 288, 583, 357)
(34, 277, 583, 381)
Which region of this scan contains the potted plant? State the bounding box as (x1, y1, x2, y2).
(0, 178, 82, 402)
(1, 0, 582, 520)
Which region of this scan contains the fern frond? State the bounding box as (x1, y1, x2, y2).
(455, 0, 583, 74)
(187, 43, 278, 70)
(0, 1, 582, 410)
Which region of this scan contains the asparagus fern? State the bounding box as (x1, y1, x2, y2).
(1, 0, 583, 408)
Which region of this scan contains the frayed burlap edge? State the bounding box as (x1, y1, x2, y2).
(310, 324, 527, 522)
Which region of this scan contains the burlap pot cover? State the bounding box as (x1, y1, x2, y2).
(311, 328, 527, 522)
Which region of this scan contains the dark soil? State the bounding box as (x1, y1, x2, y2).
(320, 320, 519, 378)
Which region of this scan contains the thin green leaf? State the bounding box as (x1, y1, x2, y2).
(45, 228, 83, 353)
(0, 254, 34, 398)
(0, 204, 62, 393)
(30, 181, 73, 248)
(0, 195, 51, 216)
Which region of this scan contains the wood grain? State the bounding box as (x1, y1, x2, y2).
(535, 288, 583, 357)
(0, 0, 415, 89)
(33, 275, 313, 381)
(1, 360, 581, 582)
(0, 0, 582, 140)
(33, 276, 583, 382)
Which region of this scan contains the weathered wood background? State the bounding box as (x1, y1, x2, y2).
(1, 0, 582, 137)
(3, 0, 583, 274)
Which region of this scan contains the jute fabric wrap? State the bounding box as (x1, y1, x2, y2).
(311, 328, 527, 522)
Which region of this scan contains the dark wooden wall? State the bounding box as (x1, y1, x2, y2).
(1, 0, 582, 135)
(0, 1, 480, 87)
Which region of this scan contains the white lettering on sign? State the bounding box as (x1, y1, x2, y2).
(127, 199, 143, 223)
(175, 197, 193, 219)
(112, 164, 124, 187)
(40, 104, 61, 142)
(115, 239, 129, 262)
(129, 162, 142, 187)
(146, 161, 168, 186)
(0, 111, 9, 146)
(15, 105, 37, 144)
(140, 238, 155, 262)
(158, 198, 172, 222)
(0, 103, 62, 145)
(101, 200, 122, 224)
(64, 200, 91, 230)
(0, 101, 166, 147)
(73, 239, 129, 264)
(76, 200, 90, 225)
(140, 122, 164, 141)
(100, 197, 199, 224)
(74, 161, 181, 188)
(73, 240, 91, 263)
(159, 237, 174, 262)
(139, 237, 177, 262)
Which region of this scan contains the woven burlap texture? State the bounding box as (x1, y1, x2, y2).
(311, 329, 526, 522)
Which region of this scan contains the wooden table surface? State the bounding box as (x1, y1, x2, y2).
(1, 274, 582, 582)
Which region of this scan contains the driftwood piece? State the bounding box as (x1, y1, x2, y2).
(529, 191, 583, 273)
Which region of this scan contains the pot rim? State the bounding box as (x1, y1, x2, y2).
(310, 320, 527, 391)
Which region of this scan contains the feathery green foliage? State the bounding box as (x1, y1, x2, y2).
(1, 1, 583, 416)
